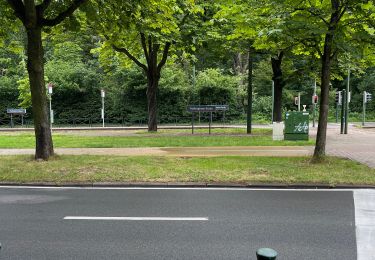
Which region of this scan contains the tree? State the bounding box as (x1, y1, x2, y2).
(278, 0, 375, 160)
(214, 0, 291, 131)
(89, 0, 199, 131)
(4, 0, 87, 160)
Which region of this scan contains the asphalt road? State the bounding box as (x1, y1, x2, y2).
(0, 188, 358, 260)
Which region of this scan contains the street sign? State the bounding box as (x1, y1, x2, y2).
(365, 91, 372, 103)
(187, 105, 229, 112)
(47, 83, 53, 94)
(7, 108, 26, 114)
(187, 105, 229, 135)
(335, 91, 342, 105)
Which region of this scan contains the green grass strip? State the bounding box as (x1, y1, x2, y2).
(0, 155, 373, 185)
(0, 132, 314, 148)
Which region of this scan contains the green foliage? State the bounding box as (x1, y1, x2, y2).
(17, 77, 32, 108)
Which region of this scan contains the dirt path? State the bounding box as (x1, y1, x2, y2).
(0, 146, 313, 157)
(1, 124, 374, 168)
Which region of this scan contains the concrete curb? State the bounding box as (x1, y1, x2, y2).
(0, 182, 374, 189)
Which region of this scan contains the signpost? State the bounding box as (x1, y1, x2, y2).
(187, 105, 229, 134)
(363, 91, 372, 126)
(6, 109, 26, 128)
(312, 79, 317, 127)
(47, 83, 53, 129)
(344, 69, 350, 134)
(294, 93, 301, 111)
(335, 91, 342, 123)
(341, 89, 346, 134)
(271, 81, 274, 123)
(101, 89, 105, 128)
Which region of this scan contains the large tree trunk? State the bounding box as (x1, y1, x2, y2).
(26, 26, 54, 160)
(271, 52, 284, 122)
(146, 71, 159, 132)
(313, 48, 332, 160)
(313, 1, 340, 161)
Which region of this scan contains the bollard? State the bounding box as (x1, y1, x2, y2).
(256, 248, 277, 260)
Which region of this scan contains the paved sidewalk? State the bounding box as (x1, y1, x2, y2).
(310, 125, 375, 168)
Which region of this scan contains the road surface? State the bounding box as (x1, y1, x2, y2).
(1, 187, 374, 259)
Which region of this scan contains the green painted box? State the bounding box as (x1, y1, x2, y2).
(284, 111, 309, 141)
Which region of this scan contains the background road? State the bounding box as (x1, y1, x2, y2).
(0, 187, 358, 260)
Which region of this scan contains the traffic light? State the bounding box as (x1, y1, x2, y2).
(365, 91, 372, 103)
(335, 91, 342, 105)
(312, 95, 318, 104)
(294, 96, 299, 106)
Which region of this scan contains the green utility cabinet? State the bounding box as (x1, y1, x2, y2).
(285, 111, 309, 140)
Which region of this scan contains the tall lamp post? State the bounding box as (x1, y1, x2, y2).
(101, 89, 105, 128)
(47, 83, 53, 131)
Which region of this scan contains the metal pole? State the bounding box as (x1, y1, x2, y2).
(298, 92, 301, 112)
(49, 96, 52, 132)
(336, 102, 339, 123)
(341, 89, 346, 134)
(102, 96, 105, 128)
(192, 113, 194, 134)
(247, 46, 253, 134)
(313, 79, 317, 127)
(47, 83, 53, 133)
(362, 91, 366, 127)
(209, 112, 212, 135)
(344, 69, 350, 134)
(271, 80, 274, 123)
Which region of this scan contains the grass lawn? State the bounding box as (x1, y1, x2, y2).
(0, 129, 314, 148)
(0, 155, 373, 185)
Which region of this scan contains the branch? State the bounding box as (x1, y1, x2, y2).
(148, 35, 152, 59)
(293, 7, 329, 26)
(338, 6, 347, 21)
(36, 0, 52, 13)
(41, 0, 87, 27)
(278, 51, 284, 61)
(112, 44, 148, 72)
(6, 0, 25, 22)
(157, 42, 171, 72)
(140, 33, 149, 65)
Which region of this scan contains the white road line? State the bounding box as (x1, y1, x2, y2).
(64, 216, 208, 221)
(0, 186, 363, 191)
(353, 190, 375, 260)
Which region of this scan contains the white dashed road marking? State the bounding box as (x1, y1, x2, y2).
(64, 216, 209, 221)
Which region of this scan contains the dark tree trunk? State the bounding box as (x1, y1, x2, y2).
(247, 47, 254, 134)
(26, 26, 54, 160)
(271, 51, 284, 122)
(147, 71, 159, 132)
(313, 43, 333, 160)
(313, 0, 341, 161)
